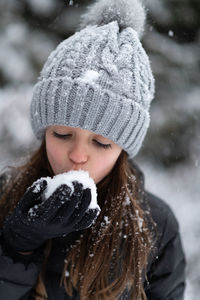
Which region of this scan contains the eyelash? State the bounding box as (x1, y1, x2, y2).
(53, 132, 111, 149)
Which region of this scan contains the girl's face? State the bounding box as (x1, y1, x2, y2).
(45, 125, 122, 184)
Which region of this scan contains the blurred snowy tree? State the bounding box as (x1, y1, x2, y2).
(141, 0, 200, 167)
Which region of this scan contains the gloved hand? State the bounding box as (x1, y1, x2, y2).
(3, 178, 100, 252)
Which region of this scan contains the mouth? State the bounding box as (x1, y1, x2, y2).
(70, 167, 84, 171)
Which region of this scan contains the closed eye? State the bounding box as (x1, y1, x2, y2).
(94, 140, 111, 149)
(53, 132, 70, 139)
(53, 131, 111, 149)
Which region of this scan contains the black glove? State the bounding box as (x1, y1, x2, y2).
(3, 178, 100, 252)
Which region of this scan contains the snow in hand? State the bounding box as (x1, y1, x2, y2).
(45, 170, 99, 210)
(30, 170, 99, 211)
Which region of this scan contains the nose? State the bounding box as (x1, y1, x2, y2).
(68, 142, 88, 166)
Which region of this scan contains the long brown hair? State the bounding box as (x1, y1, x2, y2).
(0, 141, 155, 299)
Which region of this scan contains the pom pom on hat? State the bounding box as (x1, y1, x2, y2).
(79, 0, 146, 38)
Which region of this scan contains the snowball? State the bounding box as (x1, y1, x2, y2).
(44, 170, 99, 210)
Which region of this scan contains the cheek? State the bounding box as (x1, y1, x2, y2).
(92, 153, 119, 183)
(46, 141, 66, 174)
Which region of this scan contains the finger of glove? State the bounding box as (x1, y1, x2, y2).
(25, 179, 47, 199)
(29, 182, 84, 224)
(41, 182, 85, 236)
(60, 181, 85, 219)
(26, 183, 80, 224)
(19, 179, 48, 213)
(31, 179, 48, 196)
(71, 181, 84, 197)
(45, 183, 72, 202)
(67, 188, 92, 225)
(74, 208, 100, 231)
(36, 184, 73, 222)
(49, 184, 86, 224)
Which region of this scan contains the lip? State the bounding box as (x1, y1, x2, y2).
(70, 167, 83, 171)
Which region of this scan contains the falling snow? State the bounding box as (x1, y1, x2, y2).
(168, 30, 174, 37)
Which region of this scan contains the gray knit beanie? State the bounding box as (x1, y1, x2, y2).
(30, 0, 155, 159)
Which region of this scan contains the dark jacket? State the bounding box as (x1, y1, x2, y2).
(0, 165, 186, 300)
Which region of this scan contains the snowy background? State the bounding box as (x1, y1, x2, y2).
(0, 0, 199, 298)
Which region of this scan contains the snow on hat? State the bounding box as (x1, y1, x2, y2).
(30, 0, 155, 158)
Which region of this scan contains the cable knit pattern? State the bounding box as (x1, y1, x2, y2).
(30, 18, 154, 158)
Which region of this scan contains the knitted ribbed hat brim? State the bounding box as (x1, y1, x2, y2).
(31, 75, 150, 159)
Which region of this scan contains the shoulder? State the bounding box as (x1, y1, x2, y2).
(144, 191, 181, 253)
(129, 160, 180, 245)
(144, 191, 185, 268)
(143, 192, 186, 298)
(128, 162, 186, 296)
(145, 191, 179, 235)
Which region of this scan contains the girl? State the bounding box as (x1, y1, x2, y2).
(0, 0, 186, 299)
